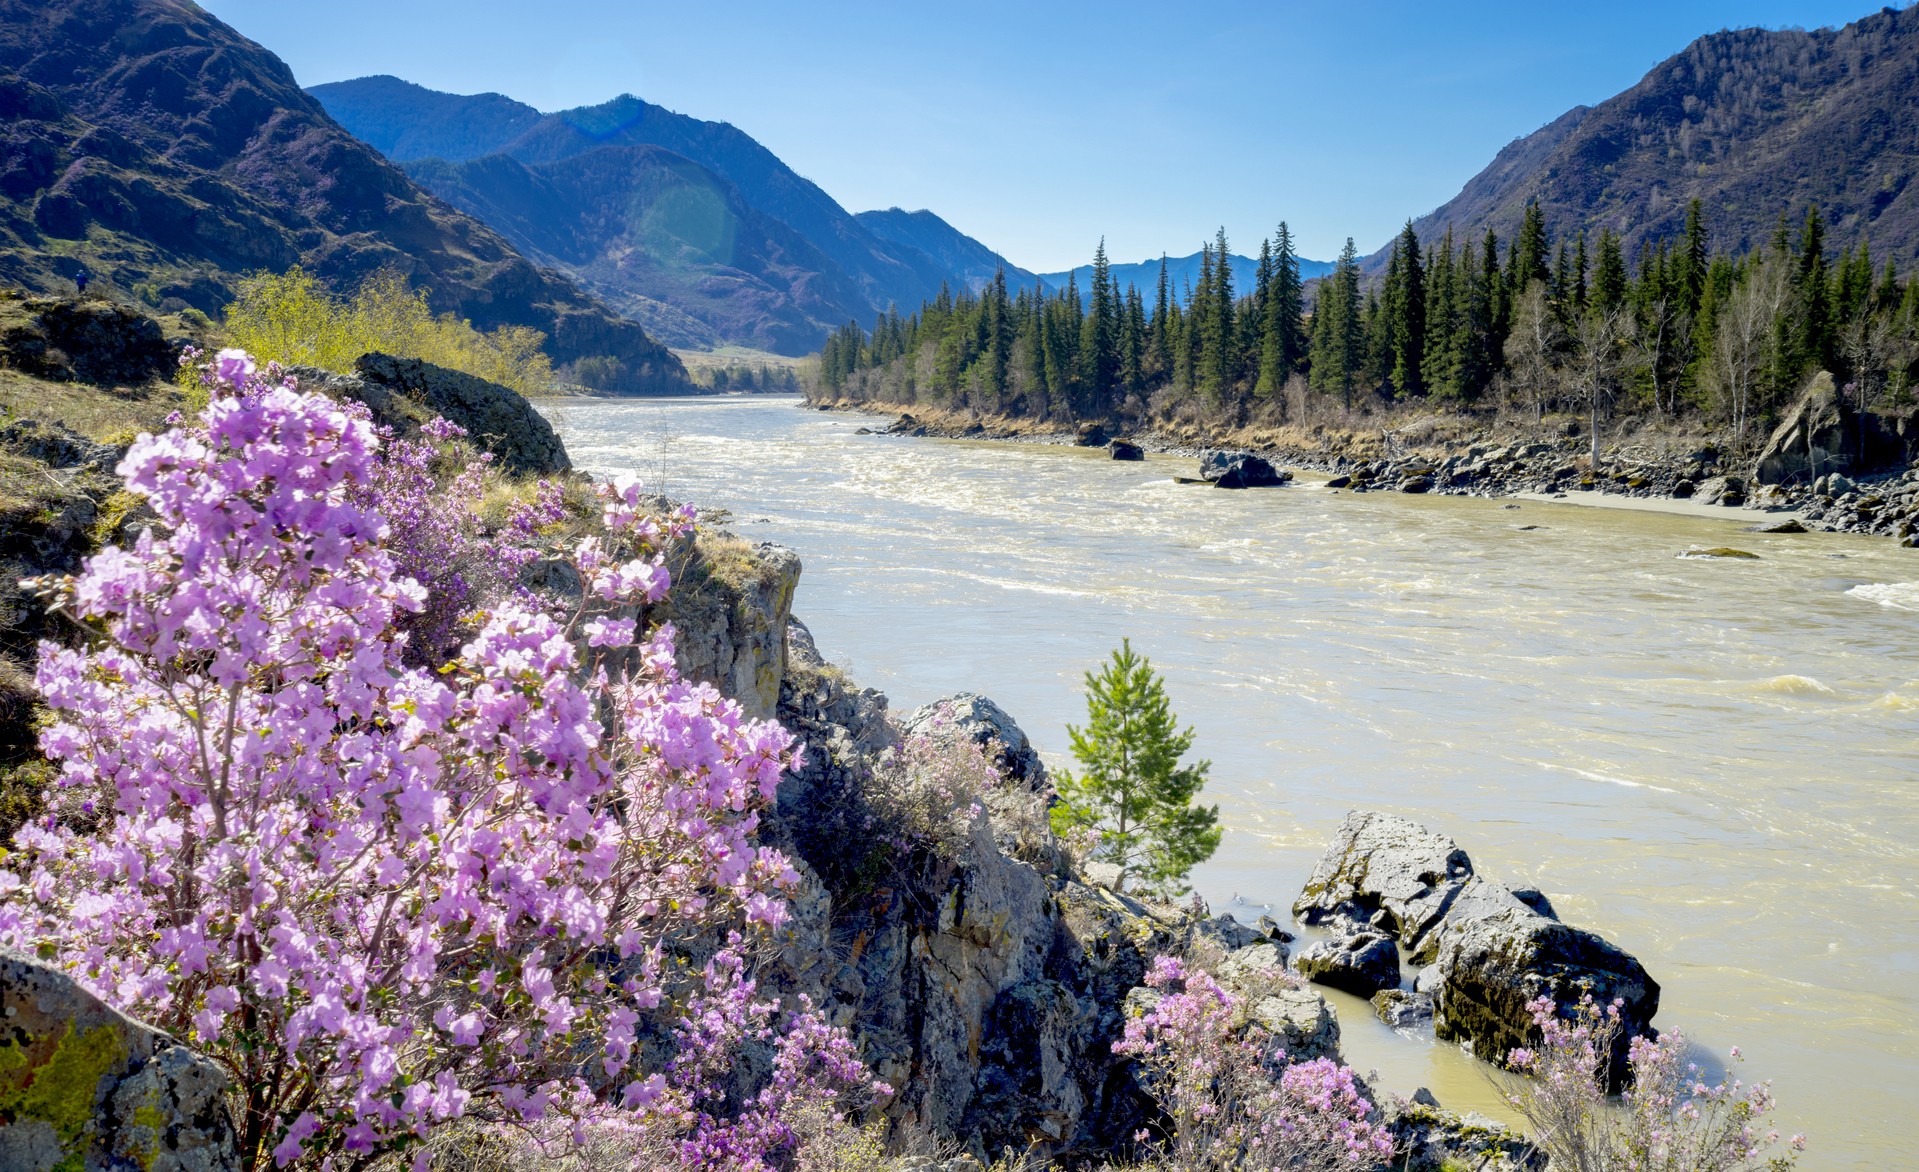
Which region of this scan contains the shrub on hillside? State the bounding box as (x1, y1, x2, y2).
(224, 267, 555, 398)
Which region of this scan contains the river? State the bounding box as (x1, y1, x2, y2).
(546, 394, 1917, 1169)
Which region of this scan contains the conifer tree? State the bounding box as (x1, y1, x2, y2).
(1050, 640, 1219, 898)
(1516, 202, 1552, 292)
(1310, 238, 1364, 411)
(1591, 231, 1627, 314)
(1796, 205, 1832, 373)
(1150, 256, 1173, 377)
(1256, 223, 1305, 396)
(1121, 284, 1146, 397)
(1082, 239, 1120, 408)
(1675, 199, 1709, 320)
(1207, 227, 1237, 397)
(1422, 229, 1458, 397)
(1389, 221, 1426, 396)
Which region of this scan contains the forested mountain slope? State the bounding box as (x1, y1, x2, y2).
(1387, 5, 1919, 266)
(0, 0, 689, 392)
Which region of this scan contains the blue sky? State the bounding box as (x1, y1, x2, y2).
(203, 0, 1892, 270)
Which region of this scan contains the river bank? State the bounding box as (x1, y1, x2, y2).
(554, 394, 1919, 1169)
(808, 397, 1919, 546)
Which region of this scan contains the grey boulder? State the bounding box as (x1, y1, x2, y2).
(0, 948, 238, 1172)
(1199, 450, 1289, 489)
(1295, 931, 1401, 997)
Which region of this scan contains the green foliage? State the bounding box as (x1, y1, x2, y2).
(223, 268, 555, 398)
(810, 199, 1919, 444)
(1050, 640, 1220, 899)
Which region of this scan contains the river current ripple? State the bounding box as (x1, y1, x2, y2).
(547, 395, 1918, 1169)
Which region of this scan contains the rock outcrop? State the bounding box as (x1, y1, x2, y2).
(0, 294, 173, 385)
(0, 948, 238, 1172)
(354, 352, 571, 474)
(900, 692, 1049, 792)
(1294, 811, 1658, 1085)
(1199, 450, 1289, 489)
(659, 539, 801, 721)
(1756, 371, 1855, 486)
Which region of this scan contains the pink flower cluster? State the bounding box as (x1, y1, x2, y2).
(0, 350, 872, 1168)
(1508, 994, 1806, 1171)
(1115, 955, 1395, 1170)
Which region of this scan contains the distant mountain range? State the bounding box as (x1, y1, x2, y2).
(312, 77, 1042, 354)
(1040, 251, 1336, 304)
(0, 0, 689, 393)
(1378, 4, 1919, 269)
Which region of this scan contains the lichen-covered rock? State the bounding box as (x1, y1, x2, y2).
(0, 296, 173, 386)
(1249, 987, 1341, 1060)
(1372, 988, 1435, 1028)
(1432, 904, 1659, 1087)
(1295, 811, 1658, 1086)
(288, 355, 570, 476)
(659, 540, 801, 721)
(1295, 931, 1401, 997)
(1378, 1097, 1541, 1172)
(1292, 810, 1480, 957)
(0, 947, 238, 1172)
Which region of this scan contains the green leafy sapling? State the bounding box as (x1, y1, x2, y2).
(1050, 639, 1221, 898)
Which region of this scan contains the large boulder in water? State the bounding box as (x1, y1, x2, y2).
(1294, 811, 1657, 1086)
(0, 948, 239, 1171)
(1293, 810, 1479, 958)
(1432, 904, 1658, 1087)
(1199, 450, 1289, 488)
(1108, 439, 1144, 461)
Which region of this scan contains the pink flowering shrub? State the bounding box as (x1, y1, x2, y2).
(0, 350, 879, 1169)
(1115, 956, 1395, 1171)
(868, 710, 1004, 859)
(1506, 995, 1805, 1172)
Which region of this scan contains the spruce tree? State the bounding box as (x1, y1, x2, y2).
(1591, 231, 1627, 315)
(1422, 230, 1457, 397)
(1120, 284, 1146, 397)
(1081, 239, 1120, 408)
(1516, 202, 1552, 292)
(1150, 255, 1173, 377)
(1389, 221, 1426, 396)
(1050, 640, 1220, 898)
(1678, 198, 1710, 318)
(1256, 223, 1305, 396)
(1208, 227, 1237, 398)
(1795, 205, 1832, 373)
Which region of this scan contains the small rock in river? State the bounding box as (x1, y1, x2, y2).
(1678, 546, 1761, 560)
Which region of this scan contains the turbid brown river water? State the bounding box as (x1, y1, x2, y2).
(547, 395, 1917, 1169)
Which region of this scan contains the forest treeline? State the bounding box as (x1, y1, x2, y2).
(813, 203, 1919, 448)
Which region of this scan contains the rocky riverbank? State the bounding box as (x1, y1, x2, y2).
(814, 385, 1919, 548)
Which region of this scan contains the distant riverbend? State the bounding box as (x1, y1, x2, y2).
(546, 394, 1919, 1172)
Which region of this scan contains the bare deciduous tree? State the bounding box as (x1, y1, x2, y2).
(1503, 280, 1565, 422)
(1572, 305, 1630, 471)
(1709, 257, 1790, 450)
